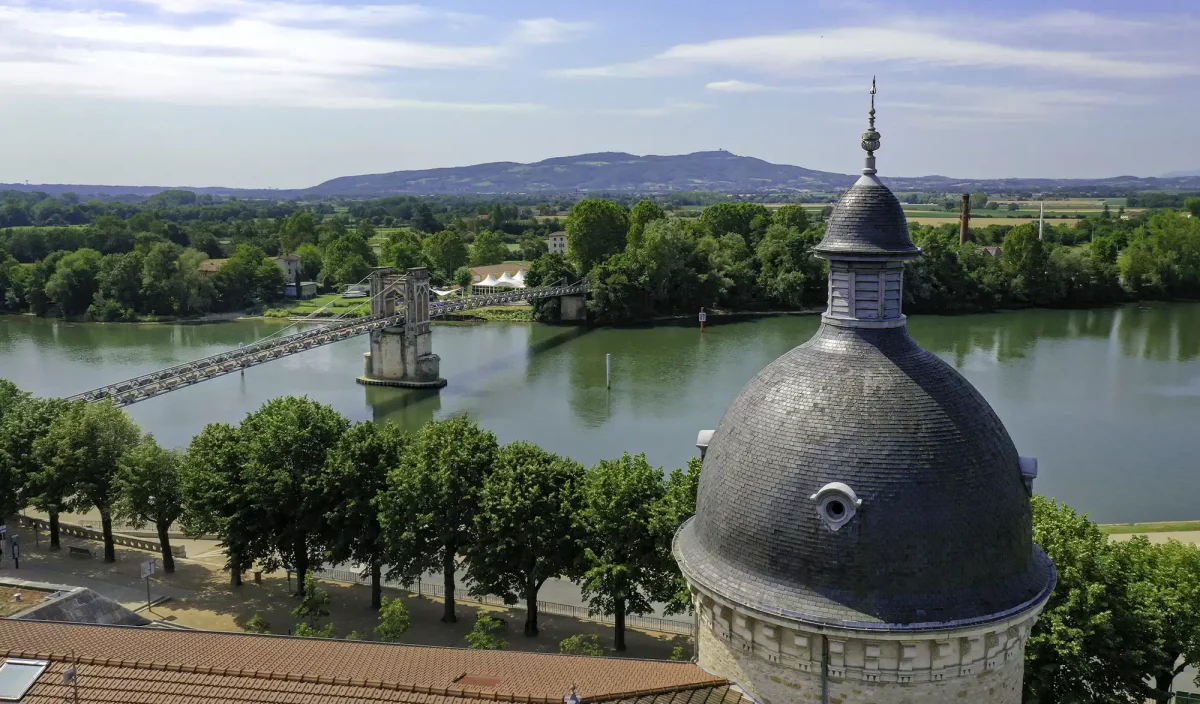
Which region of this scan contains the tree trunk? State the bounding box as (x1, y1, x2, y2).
(614, 598, 627, 651)
(524, 579, 539, 637)
(229, 549, 243, 587)
(48, 511, 60, 550)
(156, 519, 175, 574)
(370, 562, 382, 610)
(441, 550, 457, 623)
(100, 510, 116, 563)
(1153, 672, 1175, 703)
(293, 537, 309, 597)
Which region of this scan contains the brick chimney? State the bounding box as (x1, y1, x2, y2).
(959, 193, 970, 245)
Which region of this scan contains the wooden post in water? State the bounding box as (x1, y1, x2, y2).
(606, 354, 611, 389)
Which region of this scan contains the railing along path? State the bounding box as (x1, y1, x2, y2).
(68, 283, 586, 407)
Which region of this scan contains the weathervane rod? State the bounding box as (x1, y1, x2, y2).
(861, 77, 881, 175)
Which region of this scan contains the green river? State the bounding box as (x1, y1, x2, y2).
(3, 302, 1199, 524)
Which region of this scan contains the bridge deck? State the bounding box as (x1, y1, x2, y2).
(69, 283, 585, 407)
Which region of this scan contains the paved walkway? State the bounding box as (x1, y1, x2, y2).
(0, 521, 690, 659)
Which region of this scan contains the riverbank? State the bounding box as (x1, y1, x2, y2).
(1100, 520, 1200, 535)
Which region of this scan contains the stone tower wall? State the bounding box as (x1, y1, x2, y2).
(692, 586, 1043, 704)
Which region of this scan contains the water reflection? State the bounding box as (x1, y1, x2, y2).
(3, 302, 1199, 523)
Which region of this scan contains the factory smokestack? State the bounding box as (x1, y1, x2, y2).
(959, 193, 970, 245)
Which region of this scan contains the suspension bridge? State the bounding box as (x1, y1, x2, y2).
(68, 267, 588, 408)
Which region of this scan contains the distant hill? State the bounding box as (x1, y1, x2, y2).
(5, 151, 1200, 198)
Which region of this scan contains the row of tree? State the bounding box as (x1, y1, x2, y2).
(533, 198, 1200, 323)
(0, 385, 697, 650)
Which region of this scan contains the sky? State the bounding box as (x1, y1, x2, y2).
(0, 0, 1198, 188)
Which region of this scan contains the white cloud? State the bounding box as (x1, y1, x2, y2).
(128, 0, 434, 24)
(0, 2, 561, 110)
(886, 83, 1155, 123)
(509, 18, 591, 45)
(595, 100, 710, 118)
(557, 23, 1195, 80)
(705, 79, 775, 93)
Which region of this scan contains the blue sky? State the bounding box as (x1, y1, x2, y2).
(0, 0, 1197, 188)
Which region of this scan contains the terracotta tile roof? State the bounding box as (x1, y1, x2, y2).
(469, 264, 528, 279)
(0, 621, 735, 704)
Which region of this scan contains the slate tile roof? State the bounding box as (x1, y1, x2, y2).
(815, 174, 919, 257)
(676, 322, 1056, 629)
(0, 621, 738, 704)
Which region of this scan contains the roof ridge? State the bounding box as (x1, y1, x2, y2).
(3, 648, 728, 703)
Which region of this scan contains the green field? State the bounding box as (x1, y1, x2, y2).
(264, 293, 371, 319)
(1099, 520, 1200, 535)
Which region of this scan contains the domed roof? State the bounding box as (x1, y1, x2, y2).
(674, 324, 1055, 628)
(815, 173, 920, 257)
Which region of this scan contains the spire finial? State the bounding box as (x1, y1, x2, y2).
(861, 76, 881, 175)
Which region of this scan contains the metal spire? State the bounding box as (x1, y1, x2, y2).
(861, 76, 881, 175)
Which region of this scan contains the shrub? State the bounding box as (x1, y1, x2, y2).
(465, 615, 508, 651)
(244, 615, 271, 634)
(374, 597, 412, 642)
(559, 634, 604, 656)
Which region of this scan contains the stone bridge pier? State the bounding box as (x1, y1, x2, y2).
(559, 294, 587, 322)
(357, 267, 447, 389)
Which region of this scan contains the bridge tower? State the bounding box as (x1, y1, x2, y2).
(357, 267, 447, 389)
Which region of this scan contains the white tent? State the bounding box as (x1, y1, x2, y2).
(511, 270, 526, 285)
(495, 271, 521, 288)
(478, 273, 501, 288)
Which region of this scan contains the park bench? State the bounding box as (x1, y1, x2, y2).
(67, 546, 93, 558)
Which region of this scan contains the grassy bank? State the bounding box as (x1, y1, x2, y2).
(444, 305, 533, 322)
(1099, 520, 1200, 535)
(264, 293, 371, 319)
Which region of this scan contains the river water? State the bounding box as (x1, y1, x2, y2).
(2, 303, 1199, 524)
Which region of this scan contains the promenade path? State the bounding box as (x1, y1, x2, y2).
(0, 518, 690, 659)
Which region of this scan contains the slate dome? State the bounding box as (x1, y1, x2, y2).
(673, 88, 1054, 630)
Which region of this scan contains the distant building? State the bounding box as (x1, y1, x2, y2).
(196, 258, 229, 274)
(547, 231, 567, 254)
(285, 281, 319, 300)
(274, 254, 302, 284)
(982, 246, 1003, 258)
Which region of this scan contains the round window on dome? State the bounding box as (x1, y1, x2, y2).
(809, 482, 862, 532)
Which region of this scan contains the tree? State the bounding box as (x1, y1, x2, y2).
(381, 231, 426, 271)
(239, 397, 349, 596)
(1112, 537, 1200, 702)
(320, 233, 376, 288)
(627, 200, 666, 249)
(469, 231, 509, 267)
(319, 421, 410, 609)
(294, 622, 335, 638)
(524, 253, 576, 323)
(578, 452, 667, 651)
(697, 202, 771, 247)
(756, 223, 821, 309)
(559, 634, 605, 656)
(465, 615, 507, 650)
(32, 401, 141, 562)
(651, 457, 702, 615)
(566, 199, 629, 273)
(772, 204, 810, 232)
(46, 248, 103, 316)
(454, 266, 473, 289)
(422, 231, 468, 281)
(280, 211, 317, 253)
(181, 423, 254, 586)
(970, 193, 989, 210)
(2, 397, 70, 548)
(292, 573, 332, 627)
(412, 203, 442, 234)
(1002, 224, 1054, 306)
(466, 441, 585, 636)
(518, 235, 548, 261)
(380, 416, 498, 623)
(115, 435, 184, 572)
(1185, 197, 1200, 218)
(374, 596, 412, 642)
(1024, 496, 1149, 704)
(244, 615, 271, 634)
(0, 382, 31, 522)
(294, 244, 323, 282)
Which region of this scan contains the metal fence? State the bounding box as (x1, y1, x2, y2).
(314, 567, 693, 636)
(1176, 692, 1200, 703)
